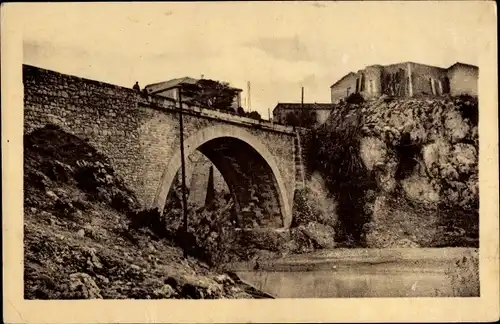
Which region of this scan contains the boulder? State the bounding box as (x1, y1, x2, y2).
(69, 272, 102, 299)
(153, 284, 176, 299)
(237, 228, 290, 252)
(165, 274, 223, 299)
(359, 137, 388, 171)
(401, 173, 440, 204)
(298, 221, 336, 249)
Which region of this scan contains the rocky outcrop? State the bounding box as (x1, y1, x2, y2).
(311, 94, 478, 247)
(355, 95, 478, 211)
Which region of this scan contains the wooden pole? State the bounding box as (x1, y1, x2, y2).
(301, 86, 304, 127)
(178, 87, 189, 257)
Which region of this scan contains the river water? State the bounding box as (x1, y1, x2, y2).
(233, 248, 478, 298)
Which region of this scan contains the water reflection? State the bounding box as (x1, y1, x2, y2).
(237, 268, 453, 298)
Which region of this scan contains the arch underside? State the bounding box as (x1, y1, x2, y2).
(198, 138, 282, 227)
(153, 125, 292, 228)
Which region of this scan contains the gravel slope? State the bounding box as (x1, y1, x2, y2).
(23, 125, 270, 299)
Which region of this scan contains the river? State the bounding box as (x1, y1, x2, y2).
(232, 248, 479, 298)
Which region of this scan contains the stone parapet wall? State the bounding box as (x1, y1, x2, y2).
(23, 64, 302, 227)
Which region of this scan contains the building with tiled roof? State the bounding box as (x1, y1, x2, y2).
(144, 77, 242, 109)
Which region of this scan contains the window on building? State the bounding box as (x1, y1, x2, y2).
(369, 80, 375, 94)
(347, 87, 351, 96)
(442, 77, 450, 94)
(430, 78, 437, 95)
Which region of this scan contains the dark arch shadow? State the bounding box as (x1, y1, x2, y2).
(152, 125, 292, 228)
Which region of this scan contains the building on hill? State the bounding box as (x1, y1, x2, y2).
(272, 103, 333, 128)
(446, 63, 479, 97)
(330, 62, 478, 103)
(144, 77, 243, 110)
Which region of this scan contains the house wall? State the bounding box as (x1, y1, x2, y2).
(231, 92, 242, 109)
(157, 87, 241, 110)
(409, 63, 448, 96)
(273, 108, 305, 126)
(315, 110, 331, 125)
(447, 65, 478, 96)
(362, 66, 383, 99)
(380, 63, 410, 96)
(273, 107, 331, 128)
(331, 73, 358, 103)
(155, 88, 179, 101)
(330, 62, 476, 103)
(273, 108, 286, 125)
(331, 66, 385, 103)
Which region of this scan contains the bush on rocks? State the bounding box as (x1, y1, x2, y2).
(311, 107, 377, 247)
(291, 188, 317, 227)
(24, 124, 141, 216)
(308, 95, 479, 248)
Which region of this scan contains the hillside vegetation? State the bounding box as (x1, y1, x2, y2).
(24, 125, 271, 299)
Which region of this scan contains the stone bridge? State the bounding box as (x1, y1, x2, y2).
(23, 65, 311, 228)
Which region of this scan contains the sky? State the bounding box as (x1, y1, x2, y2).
(21, 2, 486, 119)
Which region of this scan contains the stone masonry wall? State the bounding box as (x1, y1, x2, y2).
(23, 65, 298, 214)
(23, 65, 147, 202)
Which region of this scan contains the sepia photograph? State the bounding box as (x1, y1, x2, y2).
(2, 1, 499, 323)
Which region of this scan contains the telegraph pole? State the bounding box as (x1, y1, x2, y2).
(301, 86, 304, 107)
(301, 86, 304, 127)
(178, 87, 189, 258)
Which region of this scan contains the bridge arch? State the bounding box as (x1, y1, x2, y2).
(152, 124, 292, 229)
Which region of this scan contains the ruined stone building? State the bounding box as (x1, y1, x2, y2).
(330, 62, 479, 103)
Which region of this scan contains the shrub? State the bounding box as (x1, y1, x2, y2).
(290, 188, 316, 227)
(128, 208, 169, 239)
(309, 106, 377, 246)
(247, 111, 262, 121)
(345, 92, 365, 105)
(236, 106, 246, 116)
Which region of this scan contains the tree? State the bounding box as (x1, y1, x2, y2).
(247, 111, 262, 121)
(236, 106, 246, 116)
(345, 92, 365, 105)
(284, 110, 317, 128)
(182, 79, 239, 112)
(285, 112, 300, 127)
